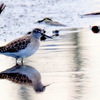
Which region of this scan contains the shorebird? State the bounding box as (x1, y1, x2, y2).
(0, 3, 6, 14)
(36, 18, 66, 26)
(0, 64, 49, 92)
(91, 26, 100, 33)
(0, 28, 52, 63)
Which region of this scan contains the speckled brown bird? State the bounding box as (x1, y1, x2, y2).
(0, 28, 52, 63)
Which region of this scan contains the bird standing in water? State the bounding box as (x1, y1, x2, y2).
(0, 28, 52, 63)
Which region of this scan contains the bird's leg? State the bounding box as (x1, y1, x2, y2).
(21, 58, 24, 65)
(15, 58, 18, 64)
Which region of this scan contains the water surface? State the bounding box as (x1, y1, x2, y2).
(0, 28, 100, 100)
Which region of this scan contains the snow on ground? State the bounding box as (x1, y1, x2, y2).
(0, 0, 100, 41)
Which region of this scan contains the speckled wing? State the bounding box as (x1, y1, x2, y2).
(0, 37, 31, 53)
(0, 73, 32, 84)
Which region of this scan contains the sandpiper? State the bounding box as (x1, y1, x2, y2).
(0, 3, 6, 14)
(91, 26, 100, 33)
(0, 64, 49, 92)
(0, 28, 52, 63)
(36, 18, 66, 26)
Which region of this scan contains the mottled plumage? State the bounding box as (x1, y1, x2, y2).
(0, 36, 31, 53)
(0, 28, 52, 63)
(0, 73, 32, 84)
(0, 64, 49, 92)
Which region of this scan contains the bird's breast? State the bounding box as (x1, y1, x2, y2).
(12, 39, 40, 58)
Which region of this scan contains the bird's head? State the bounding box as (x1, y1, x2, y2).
(32, 28, 52, 39)
(34, 82, 51, 92)
(37, 18, 52, 23)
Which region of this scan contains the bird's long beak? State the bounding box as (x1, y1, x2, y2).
(43, 34, 53, 39)
(41, 30, 52, 39)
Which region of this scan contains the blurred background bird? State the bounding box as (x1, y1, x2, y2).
(36, 17, 66, 26)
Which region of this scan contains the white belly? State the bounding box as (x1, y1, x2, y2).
(2, 43, 39, 59)
(14, 45, 39, 58)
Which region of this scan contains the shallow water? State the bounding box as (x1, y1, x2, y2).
(0, 28, 100, 100)
(0, 0, 100, 100)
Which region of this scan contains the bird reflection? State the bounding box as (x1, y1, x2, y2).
(0, 64, 49, 92)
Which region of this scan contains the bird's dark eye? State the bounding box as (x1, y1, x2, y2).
(43, 29, 46, 33)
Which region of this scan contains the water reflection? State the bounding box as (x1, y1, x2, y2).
(68, 32, 85, 100)
(0, 64, 48, 92)
(1, 28, 100, 100)
(70, 28, 100, 100)
(19, 86, 31, 100)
